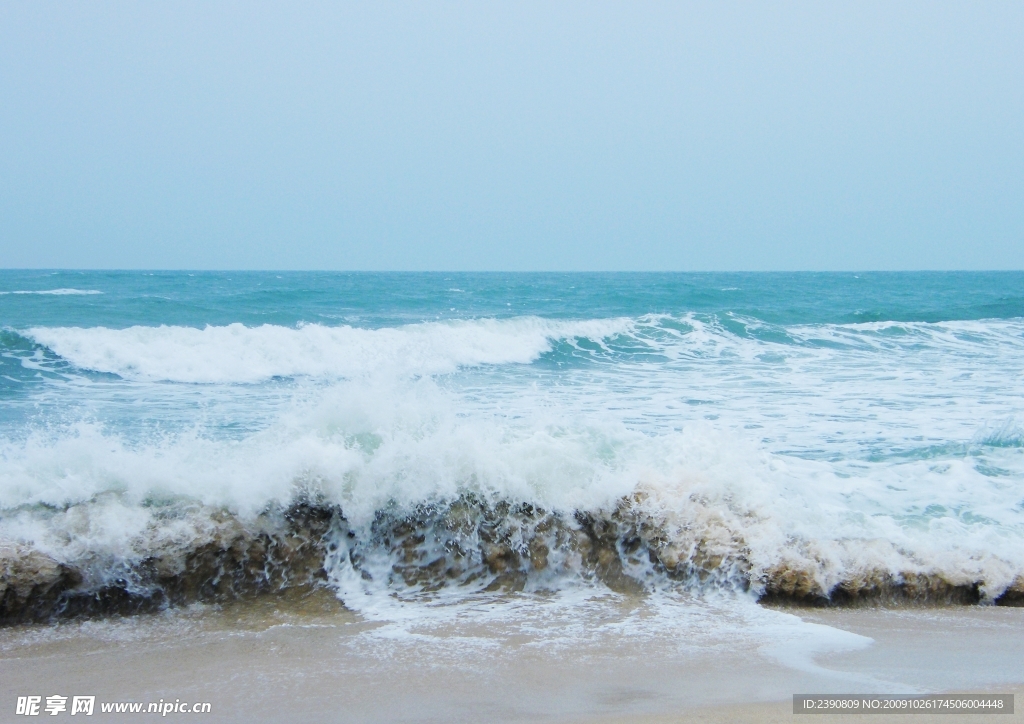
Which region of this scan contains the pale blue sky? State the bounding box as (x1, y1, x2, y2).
(1, 1, 1021, 270)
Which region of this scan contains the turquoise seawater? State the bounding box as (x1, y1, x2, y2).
(1, 270, 1023, 605)
(2, 270, 1023, 329)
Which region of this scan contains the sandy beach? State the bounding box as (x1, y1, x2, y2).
(2, 592, 1021, 723)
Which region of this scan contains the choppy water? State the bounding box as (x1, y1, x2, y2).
(2, 271, 1024, 623)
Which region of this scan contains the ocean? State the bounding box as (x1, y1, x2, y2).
(2, 271, 1024, 625)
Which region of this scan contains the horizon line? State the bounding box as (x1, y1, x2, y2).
(3, 268, 1024, 274)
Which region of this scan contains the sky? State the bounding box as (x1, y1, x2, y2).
(1, 1, 1022, 271)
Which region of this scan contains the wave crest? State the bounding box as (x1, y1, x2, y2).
(24, 318, 632, 383)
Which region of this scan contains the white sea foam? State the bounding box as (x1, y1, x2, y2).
(0, 289, 103, 295)
(2, 374, 1022, 600)
(22, 314, 1024, 389)
(25, 317, 632, 383)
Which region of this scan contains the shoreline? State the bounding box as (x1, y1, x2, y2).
(2, 589, 1023, 723)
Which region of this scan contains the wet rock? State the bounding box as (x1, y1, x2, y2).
(0, 503, 335, 625)
(527, 538, 549, 571)
(482, 542, 517, 573)
(483, 570, 528, 592)
(995, 576, 1024, 606)
(759, 563, 829, 605)
(759, 568, 983, 607)
(8, 492, 1014, 623)
(890, 573, 980, 605)
(0, 545, 83, 623)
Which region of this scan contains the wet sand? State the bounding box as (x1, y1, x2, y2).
(1, 591, 1022, 723)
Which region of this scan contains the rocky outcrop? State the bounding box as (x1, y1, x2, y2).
(759, 566, 982, 607)
(0, 503, 333, 625)
(0, 545, 83, 623)
(995, 576, 1024, 606)
(359, 495, 1017, 607)
(3, 494, 1022, 624)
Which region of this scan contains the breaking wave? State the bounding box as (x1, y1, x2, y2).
(16, 314, 1024, 385)
(3, 310, 1024, 623)
(23, 318, 632, 383)
(2, 376, 1023, 623)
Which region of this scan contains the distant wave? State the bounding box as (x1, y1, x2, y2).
(24, 317, 633, 383)
(19, 314, 1024, 384)
(0, 289, 103, 296)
